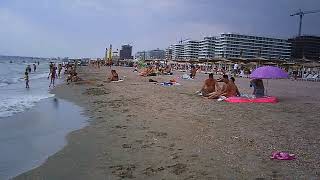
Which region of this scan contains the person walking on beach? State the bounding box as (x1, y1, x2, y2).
(49, 64, 57, 87)
(24, 71, 30, 89)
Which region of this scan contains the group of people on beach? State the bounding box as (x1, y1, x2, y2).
(136, 62, 265, 99)
(139, 64, 173, 77)
(48, 62, 64, 87)
(23, 61, 83, 89)
(199, 74, 240, 99)
(199, 73, 265, 99)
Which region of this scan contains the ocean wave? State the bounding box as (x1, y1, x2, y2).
(0, 72, 49, 87)
(0, 94, 55, 118)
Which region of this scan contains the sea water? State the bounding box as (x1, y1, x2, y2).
(0, 58, 88, 179)
(0, 59, 58, 118)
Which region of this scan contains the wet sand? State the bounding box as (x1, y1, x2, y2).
(15, 66, 320, 179)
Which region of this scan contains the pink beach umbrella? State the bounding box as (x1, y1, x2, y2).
(250, 66, 288, 79)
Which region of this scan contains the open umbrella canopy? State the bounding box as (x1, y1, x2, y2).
(250, 66, 288, 79)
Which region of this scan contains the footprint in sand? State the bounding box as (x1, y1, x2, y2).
(122, 144, 132, 148)
(167, 163, 188, 175)
(114, 125, 127, 129)
(109, 164, 136, 179)
(143, 166, 165, 176)
(83, 88, 109, 96)
(147, 131, 168, 138)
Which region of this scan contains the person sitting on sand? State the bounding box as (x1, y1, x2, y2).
(230, 77, 241, 96)
(164, 65, 172, 75)
(108, 70, 119, 81)
(139, 66, 156, 77)
(199, 73, 217, 97)
(208, 75, 238, 99)
(250, 79, 264, 97)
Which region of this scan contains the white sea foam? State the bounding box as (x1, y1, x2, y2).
(0, 94, 55, 118)
(0, 59, 57, 118)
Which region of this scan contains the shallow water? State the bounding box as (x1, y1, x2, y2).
(0, 98, 87, 180)
(0, 59, 61, 118)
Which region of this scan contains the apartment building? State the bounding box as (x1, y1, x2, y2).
(215, 33, 291, 60)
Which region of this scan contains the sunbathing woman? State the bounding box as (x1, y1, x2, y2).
(139, 66, 156, 76)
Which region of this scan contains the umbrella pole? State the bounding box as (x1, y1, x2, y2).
(266, 80, 269, 96)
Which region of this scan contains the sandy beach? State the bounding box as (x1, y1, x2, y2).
(15, 66, 320, 179)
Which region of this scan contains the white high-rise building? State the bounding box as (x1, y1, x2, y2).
(215, 33, 291, 60)
(168, 33, 291, 61)
(182, 40, 200, 60)
(172, 44, 184, 60)
(165, 46, 173, 60)
(199, 36, 216, 60)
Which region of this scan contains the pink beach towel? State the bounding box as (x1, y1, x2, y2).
(271, 152, 296, 160)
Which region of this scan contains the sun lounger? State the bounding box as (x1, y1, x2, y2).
(310, 74, 319, 82)
(302, 74, 313, 81)
(306, 74, 319, 81)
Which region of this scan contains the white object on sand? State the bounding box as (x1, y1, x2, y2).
(112, 79, 124, 83)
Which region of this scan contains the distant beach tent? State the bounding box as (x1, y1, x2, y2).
(250, 66, 289, 79)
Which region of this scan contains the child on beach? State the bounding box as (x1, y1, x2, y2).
(25, 72, 30, 88)
(108, 70, 119, 82)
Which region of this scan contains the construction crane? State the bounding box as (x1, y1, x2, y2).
(290, 9, 320, 36)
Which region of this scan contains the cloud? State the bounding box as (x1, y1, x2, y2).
(0, 8, 70, 57)
(0, 0, 319, 57)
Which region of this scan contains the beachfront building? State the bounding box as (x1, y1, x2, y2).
(182, 40, 200, 60)
(135, 51, 146, 60)
(165, 46, 173, 60)
(135, 49, 165, 60)
(289, 36, 320, 61)
(215, 33, 291, 60)
(147, 49, 165, 60)
(172, 44, 184, 60)
(198, 36, 216, 60)
(119, 44, 133, 60)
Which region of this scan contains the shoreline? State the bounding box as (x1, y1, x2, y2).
(14, 66, 320, 179)
(0, 94, 87, 180)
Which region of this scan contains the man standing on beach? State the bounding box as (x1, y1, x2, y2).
(49, 64, 57, 87)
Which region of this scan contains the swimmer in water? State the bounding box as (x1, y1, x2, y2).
(33, 64, 37, 72)
(25, 71, 30, 88)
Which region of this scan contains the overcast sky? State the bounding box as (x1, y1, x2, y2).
(0, 0, 319, 57)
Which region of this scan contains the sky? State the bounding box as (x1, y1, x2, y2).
(0, 0, 319, 58)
